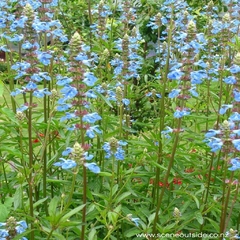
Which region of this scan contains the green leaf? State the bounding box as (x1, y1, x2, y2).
(0, 107, 18, 124)
(114, 191, 131, 204)
(13, 186, 23, 210)
(33, 197, 48, 209)
(205, 217, 219, 232)
(99, 172, 112, 177)
(41, 226, 66, 240)
(48, 196, 59, 216)
(4, 197, 13, 208)
(94, 91, 113, 108)
(147, 212, 156, 225)
(0, 80, 3, 97)
(124, 227, 142, 237)
(195, 211, 203, 225)
(192, 194, 200, 209)
(112, 184, 119, 196)
(107, 205, 121, 225)
(0, 204, 9, 222)
(59, 204, 86, 224)
(88, 227, 97, 240)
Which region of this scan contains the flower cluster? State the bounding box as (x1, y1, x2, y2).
(0, 217, 27, 240)
(102, 137, 127, 160)
(204, 120, 240, 171)
(54, 142, 100, 173)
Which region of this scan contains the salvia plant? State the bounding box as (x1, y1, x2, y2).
(0, 0, 240, 239)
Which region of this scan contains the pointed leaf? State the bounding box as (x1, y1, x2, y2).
(33, 197, 48, 209)
(115, 191, 131, 204)
(0, 80, 3, 96)
(59, 204, 86, 224)
(195, 211, 203, 225)
(48, 196, 59, 216)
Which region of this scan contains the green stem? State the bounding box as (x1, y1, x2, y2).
(152, 15, 173, 208)
(225, 173, 240, 231)
(81, 116, 87, 240)
(5, 51, 16, 113)
(220, 170, 234, 235)
(28, 92, 34, 240)
(152, 119, 182, 234)
(87, 0, 93, 50)
(109, 155, 116, 208)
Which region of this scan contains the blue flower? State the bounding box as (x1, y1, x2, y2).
(16, 220, 27, 234)
(7, 34, 24, 42)
(11, 62, 30, 71)
(169, 89, 181, 98)
(85, 90, 97, 98)
(174, 108, 190, 118)
(161, 126, 173, 138)
(131, 217, 140, 227)
(62, 147, 73, 156)
(102, 140, 127, 160)
(84, 163, 100, 173)
(219, 104, 233, 115)
(233, 129, 240, 137)
(205, 129, 221, 138)
(60, 85, 78, 101)
(84, 152, 94, 161)
(232, 139, 240, 151)
(26, 81, 37, 91)
(114, 147, 125, 160)
(206, 137, 223, 152)
(233, 89, 240, 102)
(82, 113, 102, 123)
(22, 41, 34, 50)
(11, 88, 24, 96)
(122, 98, 130, 106)
(0, 219, 27, 238)
(75, 53, 88, 61)
(56, 75, 72, 86)
(33, 88, 51, 98)
(228, 158, 240, 171)
(191, 70, 207, 84)
(223, 76, 237, 84)
(86, 125, 102, 138)
(37, 52, 52, 66)
(60, 112, 77, 122)
(229, 65, 240, 74)
(57, 103, 72, 111)
(189, 86, 199, 97)
(54, 158, 77, 169)
(229, 112, 240, 121)
(167, 69, 184, 80)
(17, 104, 28, 112)
(31, 74, 42, 82)
(0, 228, 8, 237)
(83, 72, 97, 86)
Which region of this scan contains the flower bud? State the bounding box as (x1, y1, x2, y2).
(109, 137, 119, 153)
(6, 216, 17, 237)
(51, 88, 58, 99)
(222, 12, 231, 23)
(69, 32, 82, 55)
(155, 13, 162, 27)
(233, 52, 240, 65)
(23, 3, 34, 22)
(101, 48, 110, 61)
(16, 111, 24, 121)
(173, 207, 181, 218)
(72, 142, 84, 164)
(116, 86, 123, 103)
(187, 20, 196, 35)
(222, 120, 230, 130)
